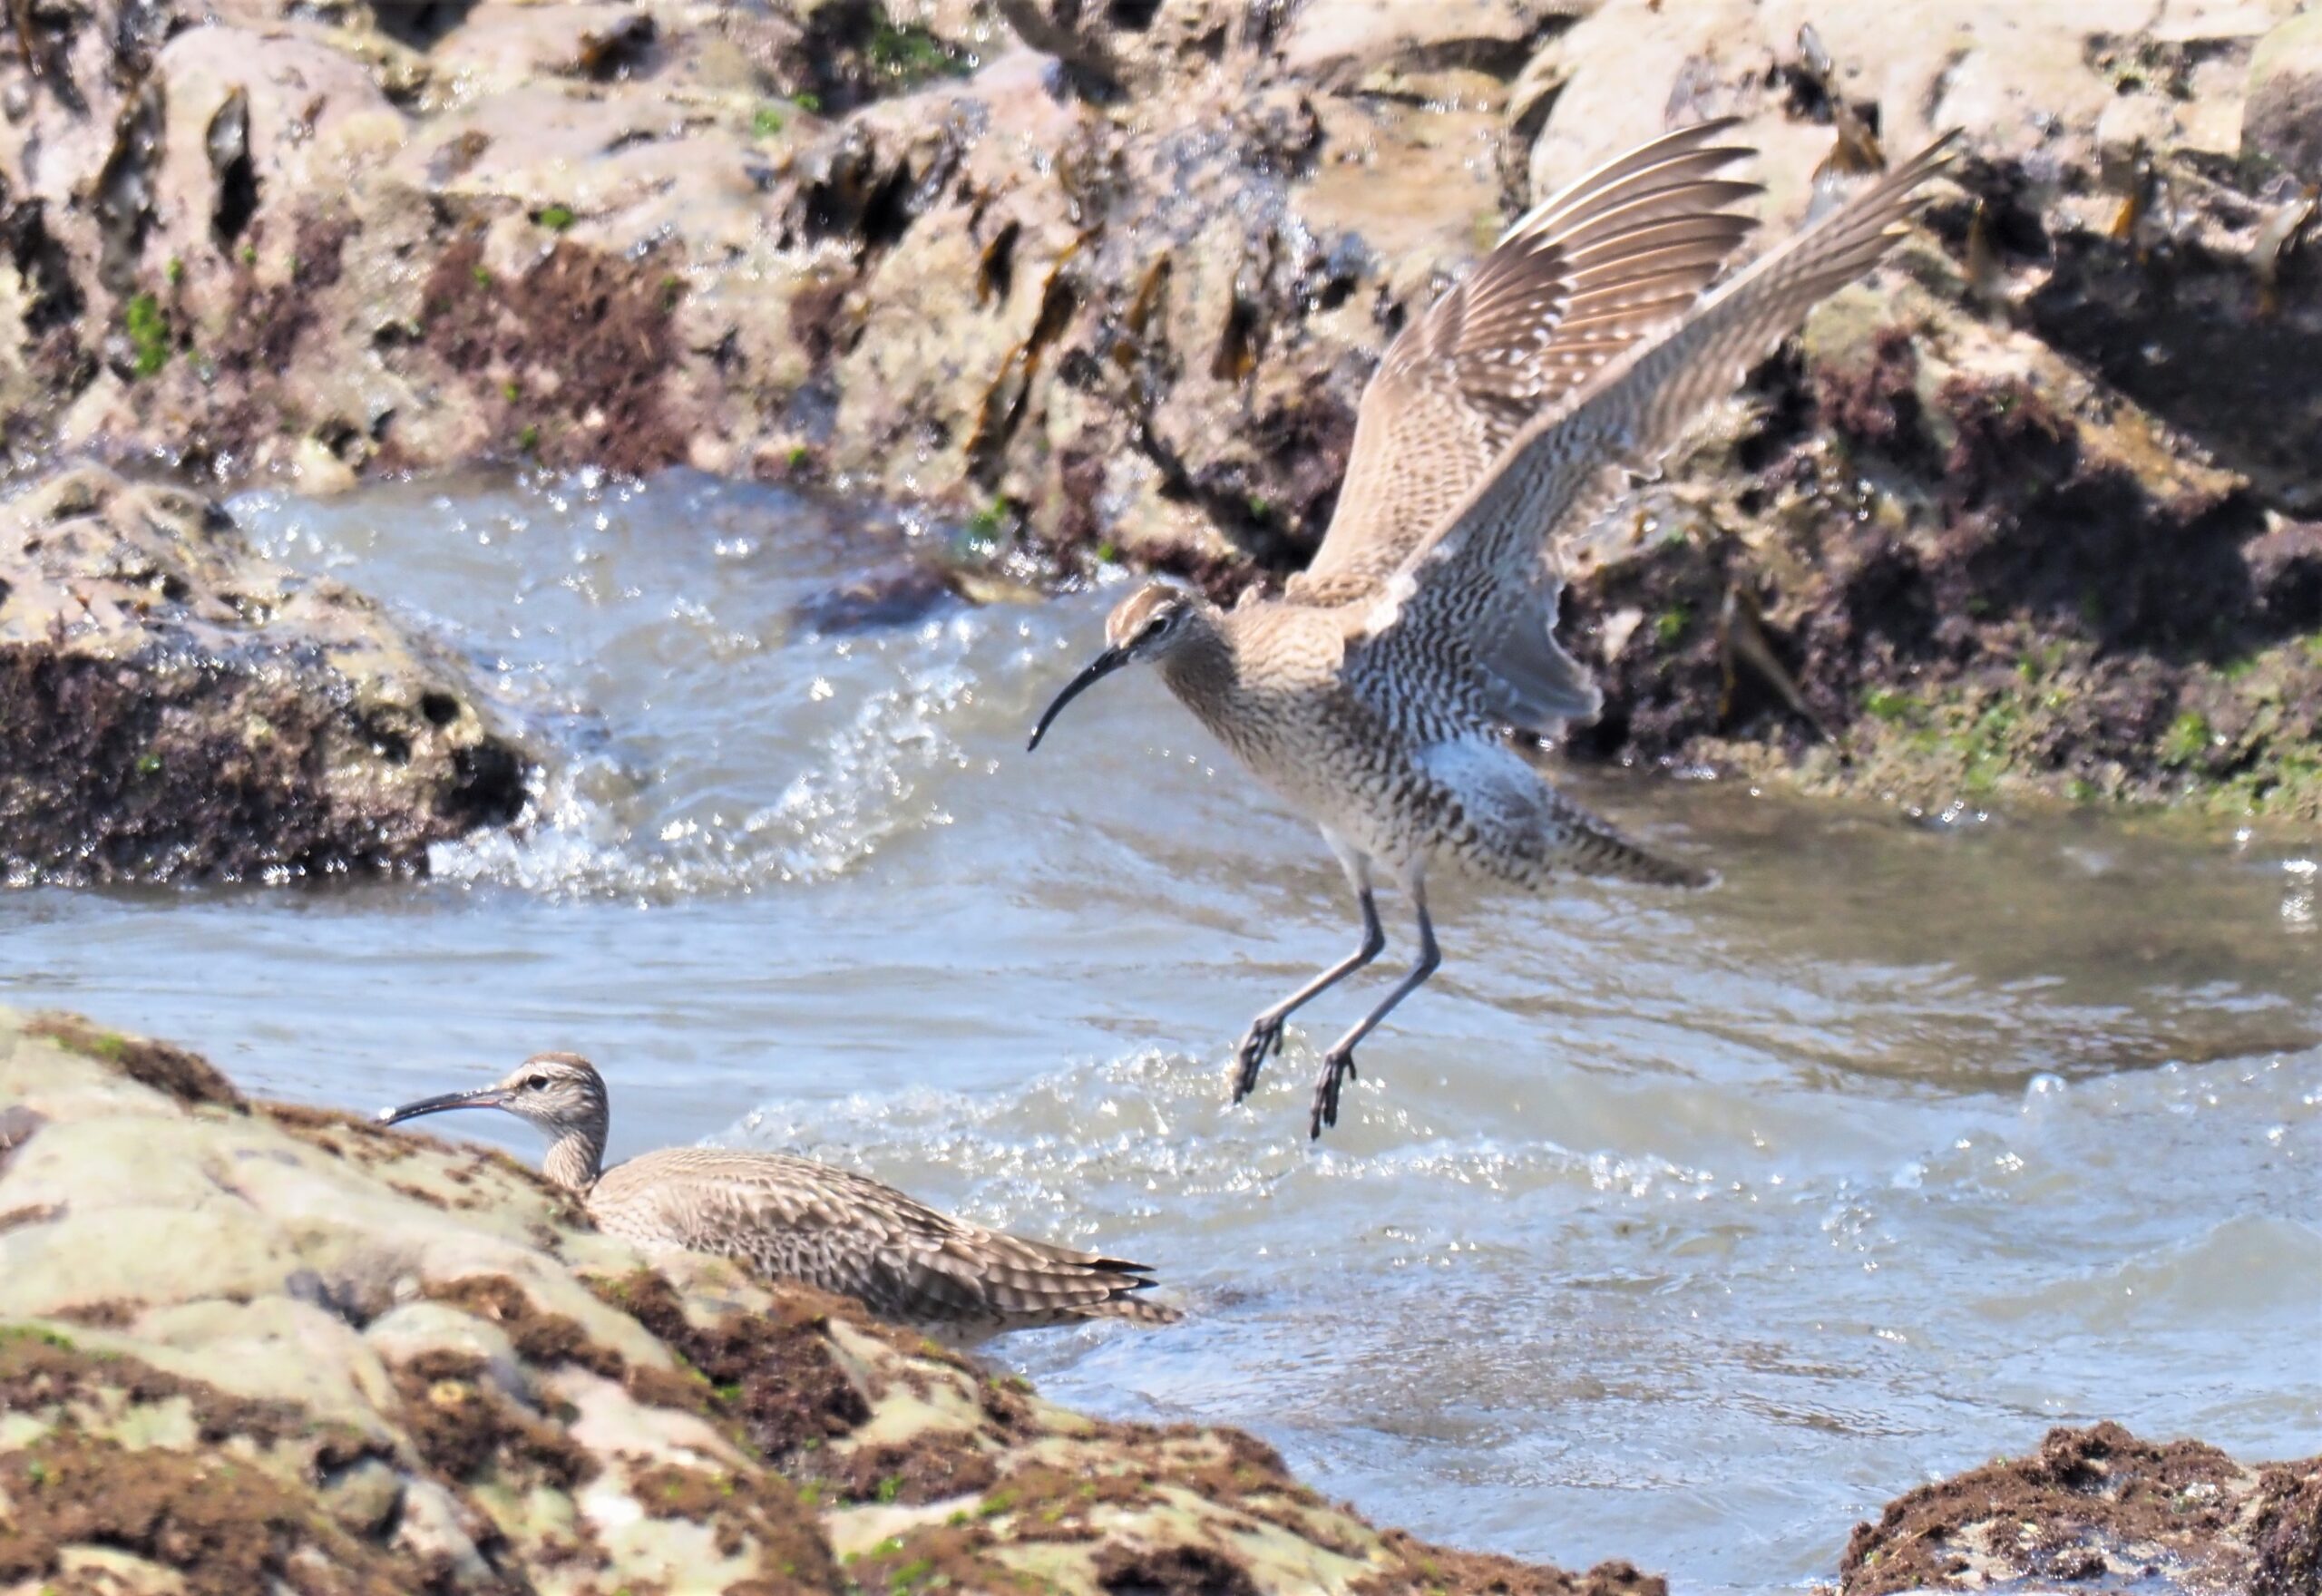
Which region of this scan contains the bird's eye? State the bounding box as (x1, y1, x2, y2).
(1144, 608, 1176, 638)
(525, 1075, 549, 1091)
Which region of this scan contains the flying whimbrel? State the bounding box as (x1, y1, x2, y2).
(379, 1054, 1178, 1331)
(1029, 121, 1956, 1137)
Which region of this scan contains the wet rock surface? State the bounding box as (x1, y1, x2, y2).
(0, 464, 527, 882)
(0, 1005, 1673, 1594)
(1521, 0, 2322, 821)
(0, 0, 2315, 816)
(1839, 1421, 2322, 1596)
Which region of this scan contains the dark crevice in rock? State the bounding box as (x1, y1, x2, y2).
(857, 162, 919, 251)
(445, 738, 526, 828)
(3, 200, 85, 337)
(1928, 155, 2054, 265)
(93, 74, 166, 294)
(204, 87, 259, 255)
(968, 263, 1080, 487)
(978, 218, 1021, 305)
(1211, 290, 1263, 382)
(576, 13, 657, 82)
(797, 133, 938, 252)
(2028, 231, 2322, 517)
(366, 0, 476, 52)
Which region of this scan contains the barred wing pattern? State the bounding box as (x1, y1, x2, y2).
(1290, 119, 1763, 613)
(590, 1148, 1176, 1328)
(1351, 134, 1958, 738)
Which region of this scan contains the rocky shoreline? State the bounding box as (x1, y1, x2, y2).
(1, 1006, 2313, 1594)
(0, 0, 2315, 867)
(0, 463, 527, 883)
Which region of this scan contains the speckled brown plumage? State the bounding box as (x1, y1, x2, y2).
(1292, 119, 1765, 612)
(1031, 122, 1956, 1139)
(381, 1054, 1177, 1333)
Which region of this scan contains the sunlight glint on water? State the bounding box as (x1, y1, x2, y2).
(2, 472, 2315, 1593)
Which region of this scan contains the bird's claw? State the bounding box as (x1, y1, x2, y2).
(1308, 1049, 1358, 1139)
(1229, 1015, 1288, 1104)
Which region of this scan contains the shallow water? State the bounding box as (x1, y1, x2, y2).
(5, 471, 2317, 1591)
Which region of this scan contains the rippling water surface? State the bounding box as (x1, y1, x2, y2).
(5, 472, 2317, 1591)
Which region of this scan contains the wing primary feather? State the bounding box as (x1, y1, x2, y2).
(1347, 131, 1957, 738)
(1496, 118, 1750, 244)
(1295, 119, 1771, 601)
(1472, 131, 1953, 566)
(1590, 131, 1958, 469)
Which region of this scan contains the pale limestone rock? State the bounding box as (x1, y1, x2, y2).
(2244, 10, 2322, 180)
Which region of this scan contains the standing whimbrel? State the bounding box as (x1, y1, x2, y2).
(1029, 122, 1956, 1137)
(379, 1054, 1178, 1332)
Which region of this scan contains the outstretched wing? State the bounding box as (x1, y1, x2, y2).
(1289, 120, 1763, 609)
(1351, 135, 1958, 737)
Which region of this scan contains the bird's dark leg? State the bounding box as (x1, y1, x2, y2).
(1232, 842, 1381, 1105)
(1311, 883, 1439, 1138)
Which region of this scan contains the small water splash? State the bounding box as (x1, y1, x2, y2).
(276, 472, 1028, 900)
(2282, 857, 2317, 935)
(747, 630, 980, 883)
(428, 618, 986, 898)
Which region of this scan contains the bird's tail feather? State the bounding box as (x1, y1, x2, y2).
(1089, 1288, 1185, 1325)
(1546, 795, 1716, 890)
(961, 1237, 1182, 1327)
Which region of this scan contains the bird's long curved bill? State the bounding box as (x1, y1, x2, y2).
(1027, 647, 1127, 751)
(378, 1085, 504, 1125)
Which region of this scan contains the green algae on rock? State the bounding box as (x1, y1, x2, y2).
(0, 464, 531, 883)
(0, 1006, 1668, 1593)
(1507, 0, 2322, 822)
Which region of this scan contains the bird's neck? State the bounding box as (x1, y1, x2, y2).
(541, 1132, 603, 1193)
(1156, 620, 1241, 727)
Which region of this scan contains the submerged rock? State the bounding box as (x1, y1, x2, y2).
(0, 465, 528, 882)
(0, 1005, 1669, 1594)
